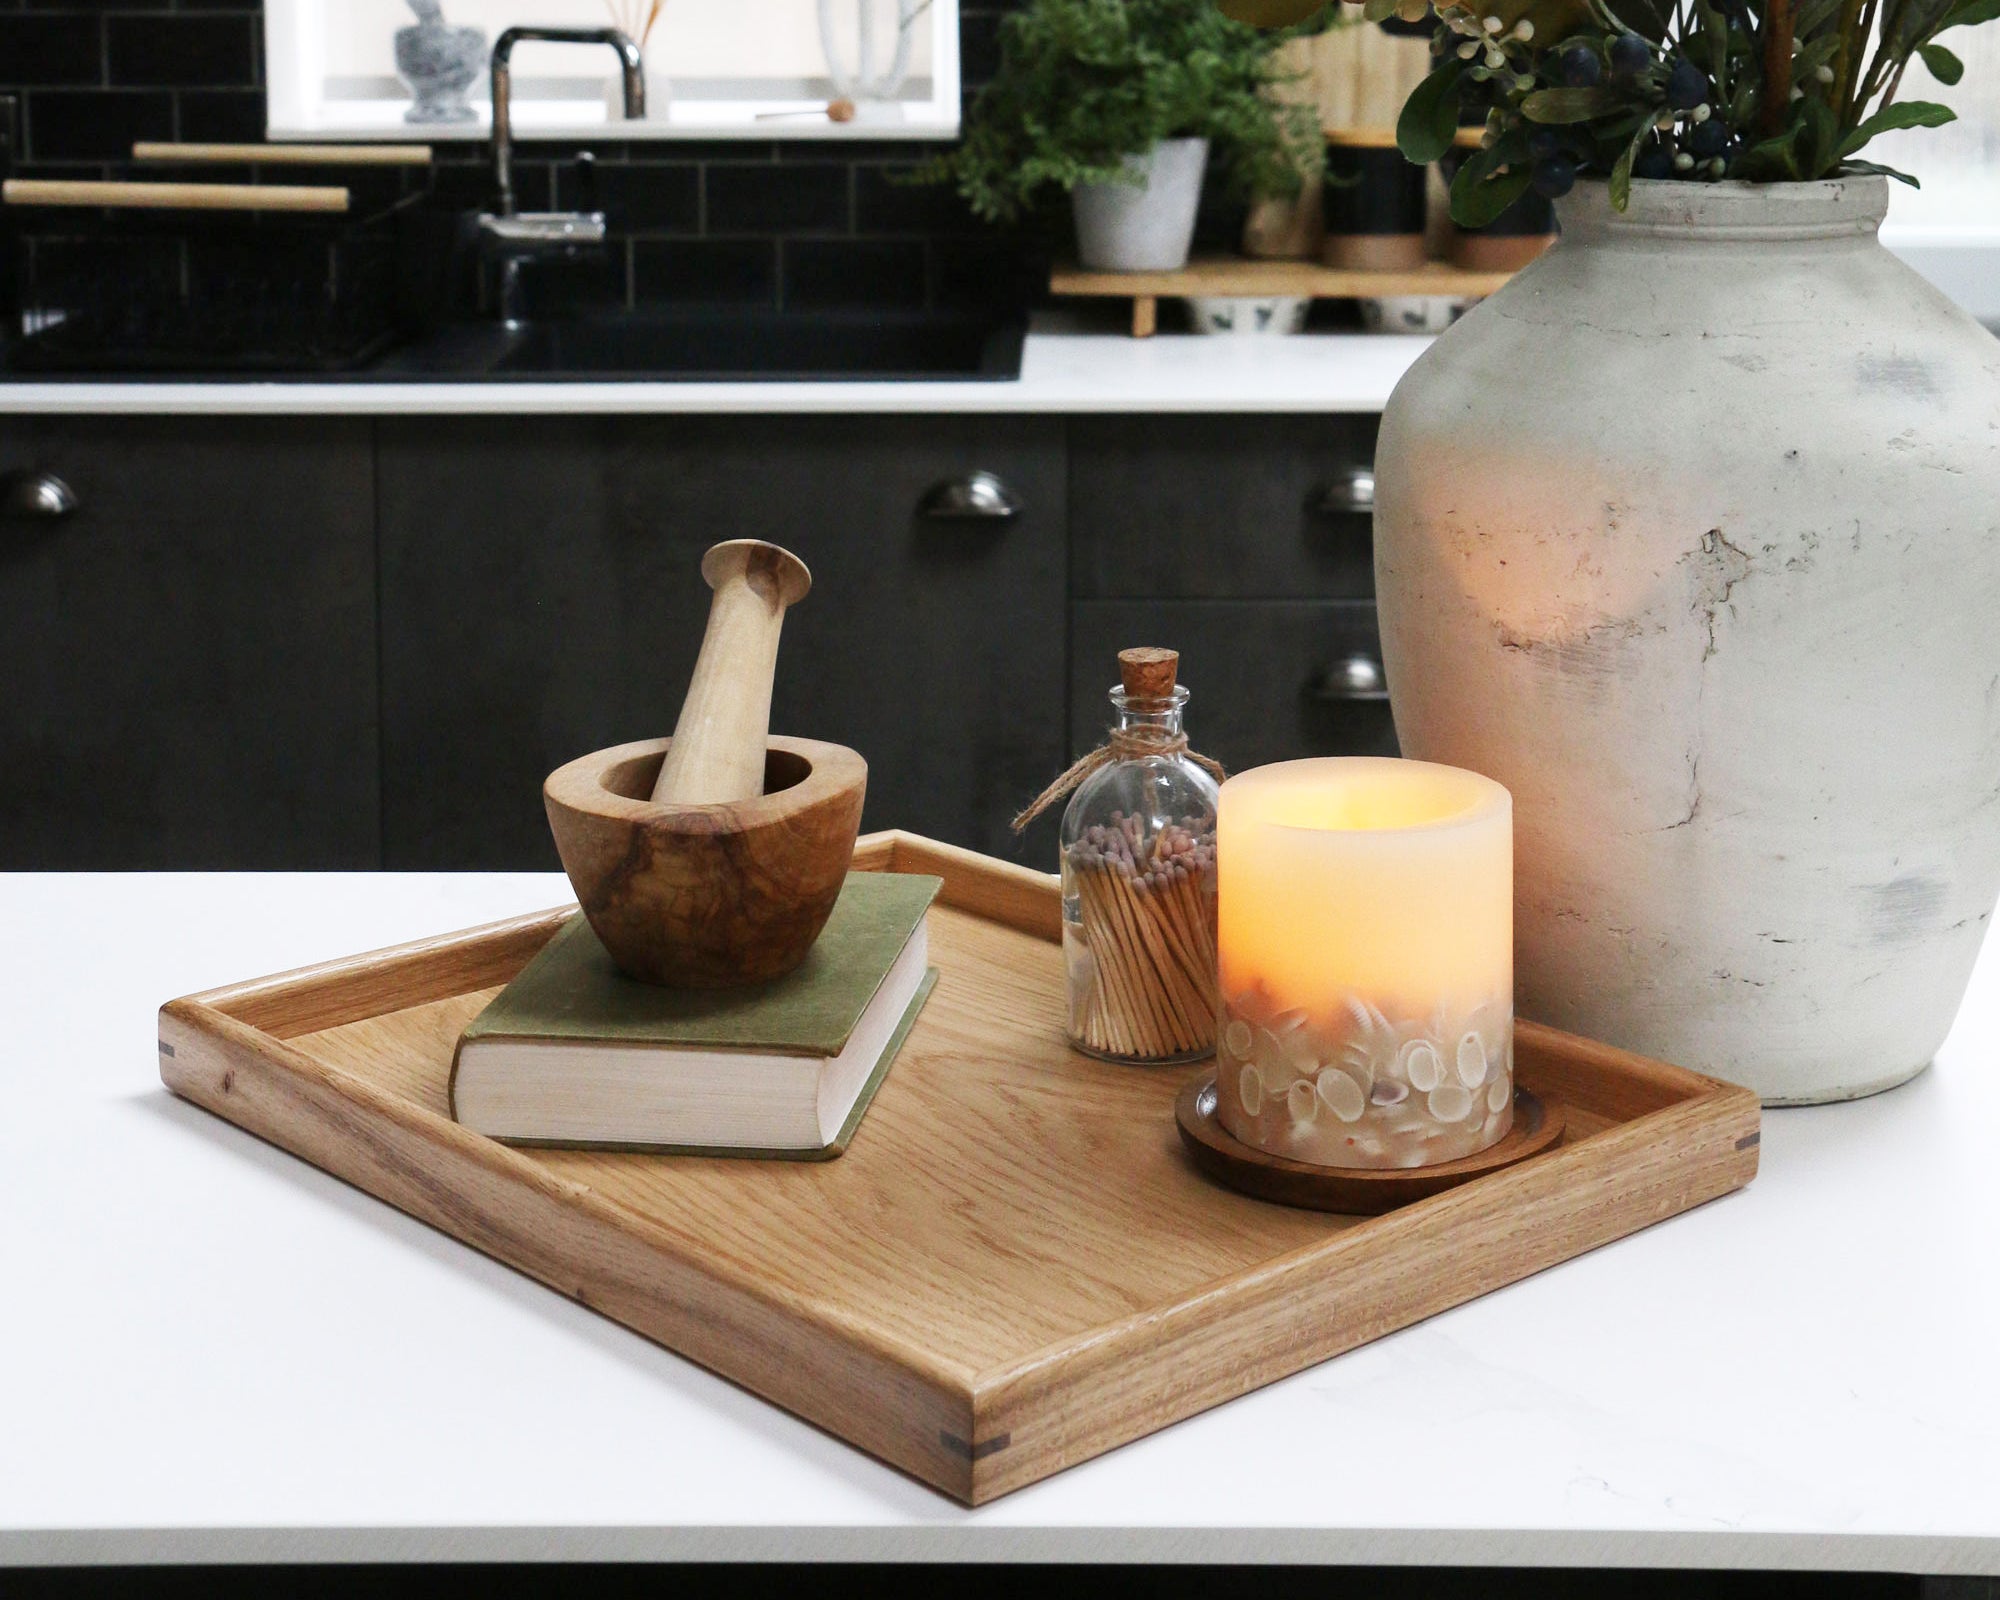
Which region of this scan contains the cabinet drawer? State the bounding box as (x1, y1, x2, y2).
(0, 418, 379, 868)
(1072, 600, 1398, 773)
(1069, 415, 1380, 600)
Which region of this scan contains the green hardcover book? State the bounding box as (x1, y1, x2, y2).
(450, 872, 941, 1158)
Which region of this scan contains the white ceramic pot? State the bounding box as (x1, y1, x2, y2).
(1183, 295, 1310, 335)
(1373, 177, 2000, 1104)
(1072, 138, 1209, 272)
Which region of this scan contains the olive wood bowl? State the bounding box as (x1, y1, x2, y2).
(544, 734, 867, 989)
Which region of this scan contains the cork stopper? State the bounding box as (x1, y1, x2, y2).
(1118, 647, 1179, 700)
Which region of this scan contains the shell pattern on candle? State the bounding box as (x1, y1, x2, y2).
(1216, 986, 1512, 1167)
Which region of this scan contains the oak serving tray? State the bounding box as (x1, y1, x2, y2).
(159, 831, 1761, 1505)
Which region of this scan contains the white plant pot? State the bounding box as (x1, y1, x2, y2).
(1072, 138, 1209, 273)
(1373, 177, 2000, 1105)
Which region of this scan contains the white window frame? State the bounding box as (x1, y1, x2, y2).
(264, 0, 961, 142)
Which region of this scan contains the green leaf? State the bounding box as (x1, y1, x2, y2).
(1214, 0, 1332, 24)
(1840, 158, 1923, 187)
(1693, 0, 1731, 91)
(1733, 123, 1807, 183)
(1448, 158, 1532, 227)
(1887, 0, 1960, 57)
(1918, 42, 1966, 83)
(1520, 86, 1623, 123)
(1838, 98, 1959, 158)
(1360, 0, 1400, 20)
(1941, 0, 2000, 28)
(1397, 60, 1467, 165)
(1607, 116, 1655, 211)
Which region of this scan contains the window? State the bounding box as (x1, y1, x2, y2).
(266, 0, 960, 140)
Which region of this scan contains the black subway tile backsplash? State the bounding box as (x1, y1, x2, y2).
(856, 162, 980, 235)
(3, 2, 1032, 319)
(175, 87, 264, 144)
(0, 16, 104, 86)
(555, 160, 700, 234)
(707, 161, 852, 236)
(26, 89, 173, 161)
(107, 14, 258, 89)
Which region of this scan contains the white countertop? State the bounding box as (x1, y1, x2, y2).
(6, 870, 1999, 1571)
(0, 321, 1430, 416)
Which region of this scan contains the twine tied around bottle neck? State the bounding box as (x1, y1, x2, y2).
(1011, 723, 1226, 833)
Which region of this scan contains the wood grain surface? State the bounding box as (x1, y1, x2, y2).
(131, 143, 434, 166)
(158, 830, 1760, 1504)
(2, 178, 350, 213)
(544, 735, 866, 988)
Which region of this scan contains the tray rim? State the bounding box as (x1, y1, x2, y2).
(158, 828, 1761, 1506)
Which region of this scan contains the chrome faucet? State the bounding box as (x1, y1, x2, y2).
(478, 27, 645, 326)
(490, 26, 645, 217)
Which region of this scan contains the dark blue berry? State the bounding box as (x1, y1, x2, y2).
(1530, 155, 1578, 199)
(1665, 57, 1709, 110)
(1609, 32, 1652, 79)
(1527, 128, 1563, 162)
(1686, 117, 1729, 159)
(1633, 143, 1675, 180)
(1558, 45, 1603, 88)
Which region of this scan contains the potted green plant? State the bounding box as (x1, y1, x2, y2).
(1233, 0, 2000, 1108)
(929, 0, 1328, 270)
(1230, 0, 1992, 216)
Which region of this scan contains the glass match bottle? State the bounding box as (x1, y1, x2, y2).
(1059, 648, 1222, 1064)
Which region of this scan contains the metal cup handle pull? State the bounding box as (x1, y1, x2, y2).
(918, 470, 1021, 522)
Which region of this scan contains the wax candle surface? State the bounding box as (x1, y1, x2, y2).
(1215, 757, 1514, 1170)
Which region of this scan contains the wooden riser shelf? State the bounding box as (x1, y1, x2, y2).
(1052, 258, 1516, 337)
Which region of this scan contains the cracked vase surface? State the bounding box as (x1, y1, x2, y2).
(1373, 176, 2000, 1104)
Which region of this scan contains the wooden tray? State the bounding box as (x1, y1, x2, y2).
(159, 831, 1761, 1506)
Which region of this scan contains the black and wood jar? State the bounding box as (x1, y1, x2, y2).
(1443, 136, 1557, 272)
(1321, 130, 1430, 272)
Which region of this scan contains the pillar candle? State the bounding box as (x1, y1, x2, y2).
(1215, 757, 1513, 1170)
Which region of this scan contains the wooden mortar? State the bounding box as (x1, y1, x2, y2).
(545, 735, 867, 988)
(544, 538, 865, 988)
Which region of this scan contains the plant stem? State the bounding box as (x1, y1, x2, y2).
(1881, 51, 1910, 110)
(1830, 0, 1867, 123)
(1760, 0, 1795, 136)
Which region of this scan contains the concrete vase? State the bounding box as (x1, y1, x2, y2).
(1374, 176, 2000, 1104)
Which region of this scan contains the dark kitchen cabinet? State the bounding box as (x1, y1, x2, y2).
(0, 405, 1401, 871)
(376, 414, 1067, 868)
(1072, 600, 1398, 774)
(0, 417, 378, 868)
(1069, 414, 1380, 601)
(1069, 412, 1394, 774)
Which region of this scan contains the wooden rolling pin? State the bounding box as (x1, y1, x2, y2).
(1, 179, 349, 213)
(652, 541, 814, 806)
(132, 142, 433, 167)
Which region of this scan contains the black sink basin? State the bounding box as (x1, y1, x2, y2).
(381, 307, 1025, 382)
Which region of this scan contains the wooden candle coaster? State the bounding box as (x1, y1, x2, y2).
(1175, 1076, 1565, 1215)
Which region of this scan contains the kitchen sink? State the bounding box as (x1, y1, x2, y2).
(378, 307, 1026, 382)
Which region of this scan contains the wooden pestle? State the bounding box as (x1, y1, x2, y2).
(651, 540, 813, 805)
